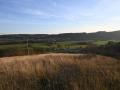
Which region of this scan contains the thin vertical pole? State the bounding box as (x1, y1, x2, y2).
(27, 39, 30, 55)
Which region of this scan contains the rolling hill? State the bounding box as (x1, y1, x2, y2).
(0, 30, 120, 43)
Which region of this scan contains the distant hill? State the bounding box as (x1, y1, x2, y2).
(0, 30, 120, 43)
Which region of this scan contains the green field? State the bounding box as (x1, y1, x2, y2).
(0, 40, 119, 57)
(94, 40, 120, 45)
(0, 41, 88, 50)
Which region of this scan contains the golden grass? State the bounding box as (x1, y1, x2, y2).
(0, 53, 119, 90)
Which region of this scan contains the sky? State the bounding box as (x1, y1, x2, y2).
(0, 0, 120, 34)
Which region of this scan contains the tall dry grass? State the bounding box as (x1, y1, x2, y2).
(0, 53, 119, 90)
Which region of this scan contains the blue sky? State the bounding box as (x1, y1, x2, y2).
(0, 0, 120, 34)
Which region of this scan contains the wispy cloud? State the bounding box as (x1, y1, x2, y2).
(0, 0, 120, 34)
(21, 8, 47, 16)
(0, 0, 100, 21)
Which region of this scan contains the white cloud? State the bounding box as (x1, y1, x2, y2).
(22, 8, 46, 16)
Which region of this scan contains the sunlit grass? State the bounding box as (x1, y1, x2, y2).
(0, 53, 119, 90)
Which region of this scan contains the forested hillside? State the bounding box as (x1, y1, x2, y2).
(0, 31, 120, 43)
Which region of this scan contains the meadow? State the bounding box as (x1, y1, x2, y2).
(0, 40, 120, 59)
(0, 53, 119, 90)
(0, 40, 109, 57)
(0, 41, 89, 57)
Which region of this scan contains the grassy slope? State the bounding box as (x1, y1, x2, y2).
(0, 53, 120, 90)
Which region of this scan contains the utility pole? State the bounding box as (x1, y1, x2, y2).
(26, 39, 30, 55)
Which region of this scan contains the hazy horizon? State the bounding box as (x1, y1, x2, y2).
(0, 30, 119, 35)
(0, 0, 120, 34)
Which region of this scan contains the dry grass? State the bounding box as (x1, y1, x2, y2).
(0, 53, 120, 90)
